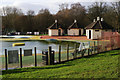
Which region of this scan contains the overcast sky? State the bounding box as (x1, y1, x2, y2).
(0, 0, 119, 14)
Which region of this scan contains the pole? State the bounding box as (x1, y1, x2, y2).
(74, 43, 77, 59)
(20, 48, 22, 68)
(34, 47, 37, 67)
(97, 40, 99, 53)
(59, 45, 61, 63)
(94, 41, 95, 54)
(67, 44, 69, 60)
(5, 49, 8, 70)
(48, 46, 52, 65)
(88, 49, 89, 56)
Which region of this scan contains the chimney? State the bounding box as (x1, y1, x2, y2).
(101, 18, 103, 21)
(93, 19, 96, 22)
(55, 20, 57, 23)
(97, 17, 100, 21)
(74, 20, 77, 23)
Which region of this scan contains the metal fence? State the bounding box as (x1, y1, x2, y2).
(2, 35, 120, 70)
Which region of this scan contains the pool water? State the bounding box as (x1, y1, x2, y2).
(0, 40, 78, 55)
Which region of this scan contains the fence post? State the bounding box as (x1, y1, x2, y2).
(5, 49, 8, 70)
(104, 39, 106, 51)
(117, 35, 119, 48)
(50, 51, 54, 65)
(20, 48, 22, 68)
(67, 44, 69, 60)
(59, 45, 61, 63)
(74, 43, 77, 59)
(115, 36, 117, 49)
(88, 49, 90, 56)
(103, 40, 104, 52)
(34, 47, 37, 67)
(110, 37, 112, 50)
(97, 40, 99, 53)
(89, 41, 92, 55)
(94, 41, 95, 54)
(111, 36, 113, 50)
(106, 37, 108, 51)
(48, 46, 52, 65)
(109, 36, 111, 50)
(73, 43, 77, 59)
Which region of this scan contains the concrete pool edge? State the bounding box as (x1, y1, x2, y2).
(0, 35, 109, 42)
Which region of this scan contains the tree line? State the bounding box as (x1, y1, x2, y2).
(1, 2, 120, 35)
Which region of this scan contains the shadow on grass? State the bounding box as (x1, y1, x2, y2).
(84, 50, 120, 59)
(110, 53, 120, 56)
(2, 64, 72, 75)
(2, 70, 27, 75)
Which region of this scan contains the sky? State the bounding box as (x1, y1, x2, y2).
(0, 0, 119, 14)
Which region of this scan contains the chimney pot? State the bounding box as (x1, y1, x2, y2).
(101, 18, 103, 21)
(93, 19, 96, 22)
(74, 20, 77, 23)
(55, 20, 57, 23)
(97, 17, 100, 21)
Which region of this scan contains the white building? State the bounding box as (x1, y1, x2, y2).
(85, 17, 113, 39)
(68, 20, 84, 36)
(48, 20, 63, 36)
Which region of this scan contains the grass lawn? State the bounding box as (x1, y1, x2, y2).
(2, 49, 120, 78)
(0, 75, 2, 78)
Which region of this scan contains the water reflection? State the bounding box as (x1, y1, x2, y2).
(0, 40, 77, 55)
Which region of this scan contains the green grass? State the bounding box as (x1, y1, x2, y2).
(0, 75, 2, 78)
(2, 49, 120, 78)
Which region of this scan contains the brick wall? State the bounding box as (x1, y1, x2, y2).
(102, 32, 120, 48)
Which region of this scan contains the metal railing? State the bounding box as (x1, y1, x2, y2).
(2, 35, 120, 70)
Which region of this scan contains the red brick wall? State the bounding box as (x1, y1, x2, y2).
(118, 35, 120, 48)
(102, 32, 120, 48)
(102, 32, 119, 38)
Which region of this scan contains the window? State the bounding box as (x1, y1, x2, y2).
(95, 30, 99, 32)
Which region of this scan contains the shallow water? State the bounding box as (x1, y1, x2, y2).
(0, 40, 77, 55)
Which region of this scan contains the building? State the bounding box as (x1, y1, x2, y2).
(67, 20, 84, 36)
(85, 17, 114, 39)
(48, 20, 63, 36)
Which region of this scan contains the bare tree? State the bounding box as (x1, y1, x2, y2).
(56, 2, 87, 31)
(87, 2, 108, 21)
(35, 9, 54, 33)
(1, 6, 23, 34)
(27, 10, 35, 16)
(111, 2, 120, 32)
(59, 3, 69, 11)
(70, 2, 86, 26)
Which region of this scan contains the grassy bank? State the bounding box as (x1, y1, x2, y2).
(2, 49, 120, 78)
